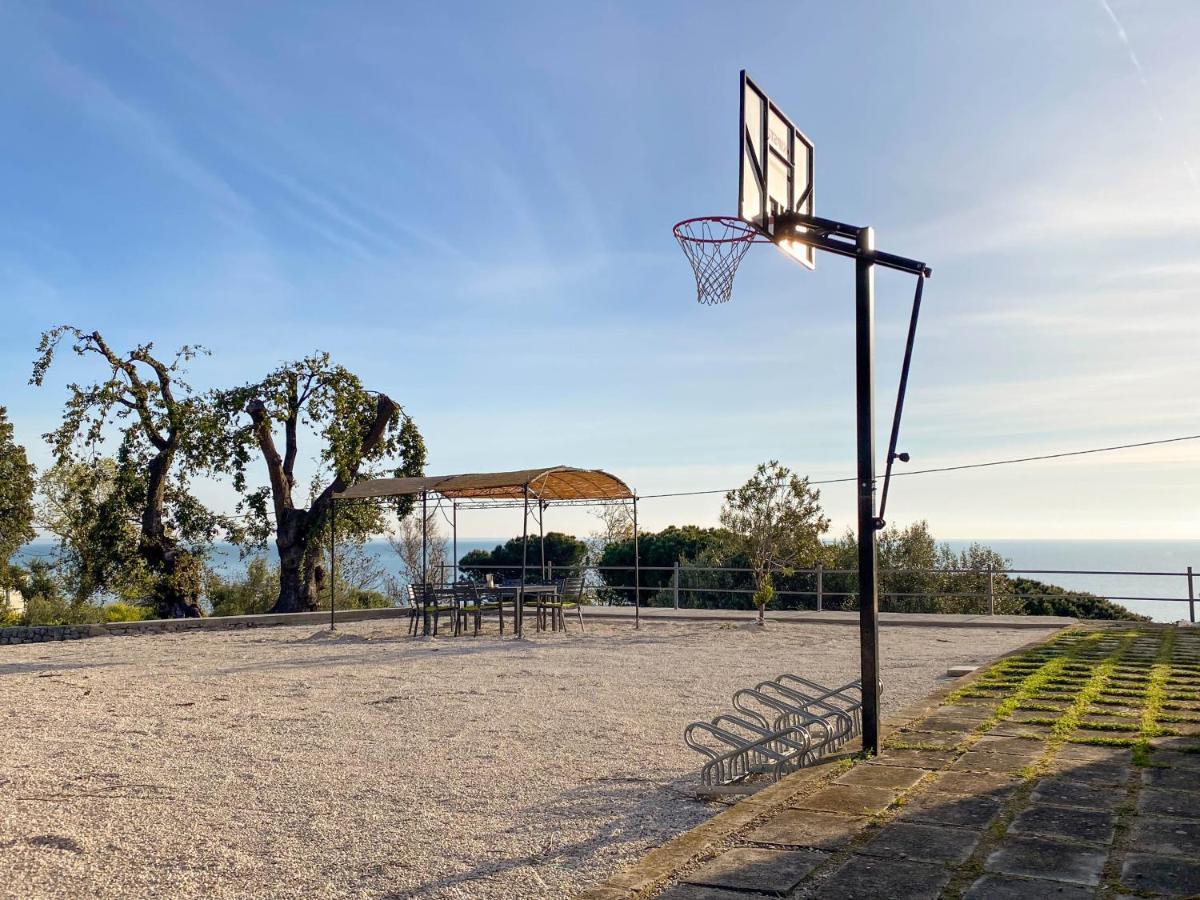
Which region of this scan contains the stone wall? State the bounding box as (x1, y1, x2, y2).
(0, 607, 406, 646)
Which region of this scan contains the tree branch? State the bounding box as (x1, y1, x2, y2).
(247, 398, 292, 521)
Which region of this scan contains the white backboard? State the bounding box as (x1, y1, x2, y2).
(738, 71, 814, 268)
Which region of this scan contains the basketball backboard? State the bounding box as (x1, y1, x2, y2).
(738, 71, 814, 268)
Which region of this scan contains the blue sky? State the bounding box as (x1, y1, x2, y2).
(1, 1, 1198, 540)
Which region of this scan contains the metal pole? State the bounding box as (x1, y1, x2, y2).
(855, 225, 881, 757)
(519, 485, 529, 637)
(673, 561, 680, 610)
(539, 500, 546, 581)
(329, 498, 336, 631)
(987, 566, 995, 616)
(1189, 565, 1195, 624)
(452, 502, 457, 586)
(421, 490, 429, 636)
(816, 562, 824, 613)
(633, 497, 640, 630)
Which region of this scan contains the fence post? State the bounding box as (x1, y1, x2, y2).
(673, 561, 680, 609)
(548, 561, 553, 583)
(1189, 565, 1195, 624)
(816, 563, 824, 613)
(987, 566, 995, 616)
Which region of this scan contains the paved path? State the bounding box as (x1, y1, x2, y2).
(601, 624, 1200, 899)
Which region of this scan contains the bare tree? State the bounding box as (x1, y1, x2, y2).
(585, 503, 635, 567)
(388, 510, 448, 586)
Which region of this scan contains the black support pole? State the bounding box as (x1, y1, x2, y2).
(421, 490, 429, 636)
(633, 496, 640, 630)
(329, 498, 336, 632)
(855, 225, 881, 756)
(519, 485, 529, 637)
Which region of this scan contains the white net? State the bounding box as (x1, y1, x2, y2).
(673, 217, 763, 305)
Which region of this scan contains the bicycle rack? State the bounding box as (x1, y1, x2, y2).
(684, 674, 873, 786)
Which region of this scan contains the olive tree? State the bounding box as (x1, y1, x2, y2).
(0, 406, 36, 588)
(720, 460, 830, 623)
(216, 354, 425, 613)
(30, 328, 226, 617)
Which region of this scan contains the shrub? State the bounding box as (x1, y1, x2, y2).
(103, 602, 152, 623)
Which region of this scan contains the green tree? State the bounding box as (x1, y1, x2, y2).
(720, 461, 830, 623)
(31, 328, 228, 617)
(204, 557, 280, 617)
(36, 459, 149, 603)
(0, 406, 36, 588)
(460, 531, 587, 583)
(599, 525, 739, 606)
(216, 354, 426, 613)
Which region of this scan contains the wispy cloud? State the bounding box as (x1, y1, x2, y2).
(1096, 0, 1199, 190)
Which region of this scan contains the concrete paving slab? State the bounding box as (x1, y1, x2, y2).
(898, 791, 1003, 828)
(1120, 854, 1200, 897)
(914, 715, 983, 734)
(1149, 749, 1200, 770)
(931, 770, 1022, 798)
(744, 809, 868, 851)
(1138, 787, 1200, 818)
(973, 735, 1048, 758)
(985, 836, 1107, 886)
(814, 855, 952, 900)
(1030, 776, 1124, 810)
(1127, 815, 1200, 858)
(948, 750, 1032, 774)
(1047, 757, 1131, 785)
(934, 705, 994, 720)
(659, 886, 763, 900)
(962, 873, 1097, 900)
(834, 765, 927, 791)
(682, 847, 826, 895)
(790, 784, 898, 816)
(856, 821, 980, 864)
(865, 749, 955, 770)
(1150, 735, 1200, 751)
(1009, 804, 1116, 845)
(1142, 767, 1200, 791)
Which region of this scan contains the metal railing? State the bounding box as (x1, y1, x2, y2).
(436, 561, 1198, 622)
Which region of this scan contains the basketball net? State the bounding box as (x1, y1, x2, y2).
(673, 216, 768, 305)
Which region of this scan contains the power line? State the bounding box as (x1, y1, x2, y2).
(636, 433, 1200, 500)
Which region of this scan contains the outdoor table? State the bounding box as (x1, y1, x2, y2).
(487, 583, 558, 631)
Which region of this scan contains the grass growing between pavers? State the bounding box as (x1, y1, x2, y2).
(1132, 628, 1176, 767)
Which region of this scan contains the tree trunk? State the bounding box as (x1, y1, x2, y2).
(139, 447, 202, 618)
(274, 509, 317, 613)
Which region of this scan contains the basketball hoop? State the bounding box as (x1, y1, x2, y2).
(673, 216, 770, 305)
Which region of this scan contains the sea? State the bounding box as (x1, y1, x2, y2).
(14, 538, 1199, 623)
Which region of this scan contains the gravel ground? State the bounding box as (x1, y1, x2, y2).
(0, 619, 1054, 899)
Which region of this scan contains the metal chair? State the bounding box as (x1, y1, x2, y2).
(552, 575, 586, 632)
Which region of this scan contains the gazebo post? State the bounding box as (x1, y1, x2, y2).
(329, 497, 336, 632)
(539, 499, 546, 581)
(452, 501, 457, 587)
(421, 490, 429, 636)
(519, 484, 530, 637)
(633, 495, 640, 630)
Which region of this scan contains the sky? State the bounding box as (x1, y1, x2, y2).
(0, 1, 1198, 542)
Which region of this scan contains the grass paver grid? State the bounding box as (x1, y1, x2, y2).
(661, 625, 1200, 900)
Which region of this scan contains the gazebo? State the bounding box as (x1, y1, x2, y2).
(330, 466, 639, 635)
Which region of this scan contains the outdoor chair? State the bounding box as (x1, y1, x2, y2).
(551, 575, 586, 632)
(453, 582, 487, 636)
(430, 587, 457, 635)
(405, 584, 422, 636)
